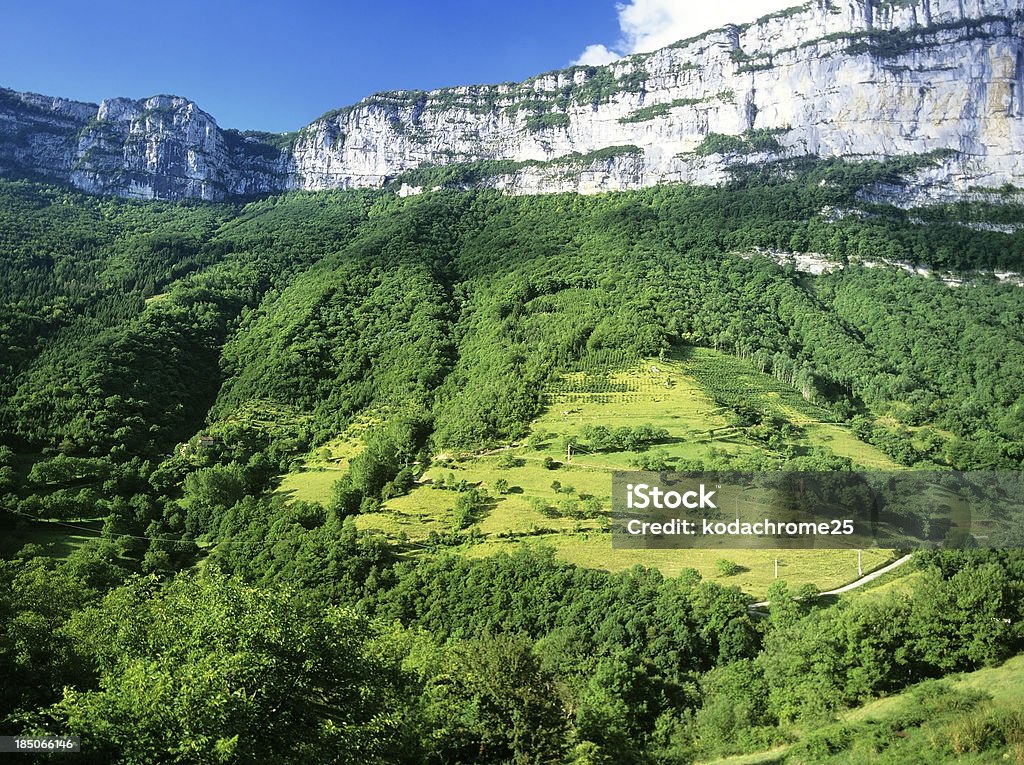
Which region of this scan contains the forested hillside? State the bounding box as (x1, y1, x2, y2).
(1, 156, 1023, 762)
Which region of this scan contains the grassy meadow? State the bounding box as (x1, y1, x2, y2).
(279, 348, 904, 597)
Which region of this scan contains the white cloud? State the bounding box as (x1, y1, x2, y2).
(573, 0, 802, 64)
(573, 44, 621, 66)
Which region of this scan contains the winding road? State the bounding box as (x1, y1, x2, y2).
(748, 553, 914, 610)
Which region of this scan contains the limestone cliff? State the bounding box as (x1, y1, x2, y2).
(2, 0, 1022, 201)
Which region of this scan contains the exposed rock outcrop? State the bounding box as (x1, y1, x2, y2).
(2, 0, 1022, 201)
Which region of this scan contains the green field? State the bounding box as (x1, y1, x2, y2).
(0, 518, 104, 559)
(277, 467, 348, 504)
(275, 417, 370, 503)
(679, 348, 902, 470)
(280, 349, 905, 597)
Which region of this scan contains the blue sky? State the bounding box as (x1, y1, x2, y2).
(2, 0, 795, 133)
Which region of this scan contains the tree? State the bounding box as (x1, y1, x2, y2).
(695, 659, 771, 754)
(52, 570, 406, 764)
(182, 464, 246, 536)
(907, 562, 1016, 671)
(420, 633, 569, 763)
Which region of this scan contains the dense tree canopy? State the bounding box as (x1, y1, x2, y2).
(1, 160, 1023, 762)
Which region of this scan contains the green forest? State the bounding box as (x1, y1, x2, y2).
(1, 155, 1023, 763)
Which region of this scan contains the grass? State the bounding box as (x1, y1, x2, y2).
(464, 538, 893, 596)
(539, 356, 758, 468)
(953, 654, 1024, 707)
(270, 349, 909, 596)
(826, 656, 1024, 763)
(274, 416, 370, 503)
(799, 420, 901, 469)
(680, 348, 902, 469)
(699, 748, 787, 765)
(0, 517, 104, 559)
(277, 467, 347, 505)
(838, 565, 923, 601)
(699, 654, 1024, 765)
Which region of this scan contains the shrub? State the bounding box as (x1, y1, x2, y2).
(947, 710, 996, 755)
(716, 559, 742, 576)
(525, 113, 570, 132)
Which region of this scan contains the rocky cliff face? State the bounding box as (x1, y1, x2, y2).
(0, 91, 288, 200)
(2, 0, 1023, 201)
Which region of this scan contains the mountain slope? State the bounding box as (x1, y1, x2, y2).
(2, 0, 1024, 201)
(3, 166, 1023, 472)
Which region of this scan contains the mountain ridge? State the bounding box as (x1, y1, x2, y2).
(2, 0, 1023, 201)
